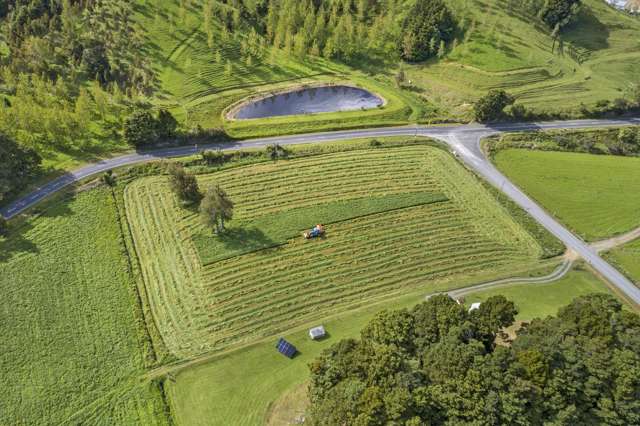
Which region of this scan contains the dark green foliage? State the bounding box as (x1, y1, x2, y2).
(611, 127, 640, 155)
(124, 109, 157, 147)
(156, 109, 178, 140)
(0, 215, 7, 237)
(474, 90, 515, 122)
(200, 184, 234, 233)
(2, 0, 153, 90)
(102, 170, 116, 187)
(0, 133, 41, 201)
(200, 149, 225, 166)
(308, 294, 640, 425)
(266, 143, 289, 161)
(400, 0, 454, 62)
(539, 0, 581, 31)
(167, 163, 201, 204)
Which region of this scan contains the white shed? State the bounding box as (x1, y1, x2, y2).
(309, 325, 326, 340)
(469, 302, 481, 313)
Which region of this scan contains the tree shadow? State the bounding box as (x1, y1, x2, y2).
(563, 8, 610, 51)
(215, 226, 278, 252)
(0, 221, 39, 263)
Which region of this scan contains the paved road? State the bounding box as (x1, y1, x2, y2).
(3, 117, 640, 304)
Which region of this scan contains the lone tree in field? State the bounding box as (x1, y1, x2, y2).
(401, 0, 454, 62)
(200, 184, 234, 233)
(539, 0, 581, 32)
(308, 293, 640, 425)
(167, 163, 201, 204)
(474, 89, 515, 122)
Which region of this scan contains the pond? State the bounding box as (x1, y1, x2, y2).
(231, 85, 384, 120)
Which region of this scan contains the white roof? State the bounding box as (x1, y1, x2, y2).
(469, 302, 481, 312)
(309, 326, 326, 338)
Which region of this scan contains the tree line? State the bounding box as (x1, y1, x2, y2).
(1, 0, 153, 92)
(308, 293, 640, 425)
(202, 0, 457, 64)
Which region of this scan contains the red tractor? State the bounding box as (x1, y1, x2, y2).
(304, 224, 325, 239)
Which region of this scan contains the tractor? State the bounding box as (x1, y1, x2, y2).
(304, 224, 325, 239)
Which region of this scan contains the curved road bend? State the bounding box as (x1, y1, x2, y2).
(2, 117, 640, 304)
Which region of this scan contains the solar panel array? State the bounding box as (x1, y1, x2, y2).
(276, 338, 297, 358)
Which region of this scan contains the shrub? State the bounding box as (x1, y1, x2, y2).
(201, 150, 225, 166)
(101, 170, 116, 187)
(123, 109, 157, 147)
(474, 90, 515, 122)
(167, 163, 201, 204)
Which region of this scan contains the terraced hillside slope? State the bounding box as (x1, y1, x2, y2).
(124, 142, 545, 358)
(407, 0, 640, 118)
(136, 0, 640, 131)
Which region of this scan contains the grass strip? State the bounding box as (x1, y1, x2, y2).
(193, 191, 448, 264)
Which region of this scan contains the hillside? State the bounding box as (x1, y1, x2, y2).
(136, 0, 640, 128)
(0, 0, 638, 192)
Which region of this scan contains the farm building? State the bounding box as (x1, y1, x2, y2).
(309, 326, 326, 340)
(276, 338, 297, 358)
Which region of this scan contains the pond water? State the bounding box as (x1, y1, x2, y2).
(232, 85, 384, 120)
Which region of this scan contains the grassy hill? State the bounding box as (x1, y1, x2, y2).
(135, 0, 640, 133)
(407, 0, 640, 117)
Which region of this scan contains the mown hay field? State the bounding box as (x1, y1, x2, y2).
(494, 149, 640, 241)
(124, 144, 544, 359)
(0, 188, 169, 425)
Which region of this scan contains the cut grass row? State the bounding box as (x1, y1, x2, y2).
(165, 266, 613, 426)
(0, 188, 169, 425)
(192, 191, 448, 264)
(124, 143, 543, 359)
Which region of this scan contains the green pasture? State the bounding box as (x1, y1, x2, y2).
(0, 189, 169, 425)
(466, 267, 613, 320)
(405, 0, 640, 118)
(493, 149, 640, 241)
(605, 238, 640, 285)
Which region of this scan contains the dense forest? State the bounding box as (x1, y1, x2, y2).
(308, 294, 640, 425)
